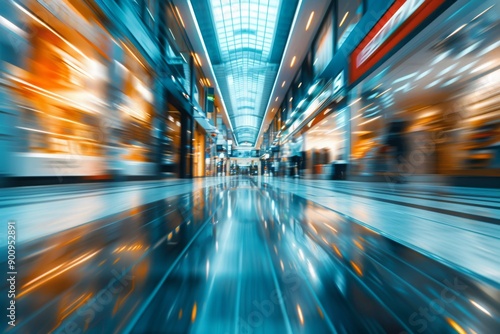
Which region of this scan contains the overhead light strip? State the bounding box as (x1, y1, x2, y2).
(186, 1, 237, 145)
(305, 11, 314, 31)
(255, 0, 304, 148)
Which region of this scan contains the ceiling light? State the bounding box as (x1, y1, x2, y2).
(205, 78, 211, 86)
(271, 108, 275, 112)
(290, 56, 296, 67)
(393, 72, 418, 84)
(175, 6, 185, 28)
(275, 97, 279, 102)
(437, 63, 457, 76)
(425, 78, 442, 89)
(289, 97, 293, 102)
(478, 40, 500, 57)
(298, 82, 302, 88)
(472, 5, 494, 21)
(431, 50, 451, 65)
(282, 81, 286, 87)
(306, 11, 315, 31)
(394, 83, 410, 93)
(358, 103, 373, 112)
(194, 53, 202, 66)
(415, 69, 432, 80)
(308, 82, 319, 95)
(446, 24, 466, 39)
(168, 28, 176, 40)
(442, 76, 461, 87)
(454, 41, 481, 59)
(377, 88, 392, 98)
(456, 60, 479, 74)
(371, 83, 382, 91)
(348, 98, 361, 107)
(359, 116, 381, 126)
(339, 12, 349, 27)
(471, 61, 494, 73)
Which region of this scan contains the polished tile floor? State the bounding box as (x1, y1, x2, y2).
(1, 176, 499, 333)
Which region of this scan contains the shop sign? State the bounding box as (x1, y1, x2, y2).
(357, 0, 425, 67)
(350, 0, 452, 84)
(285, 78, 334, 139)
(302, 80, 333, 121)
(205, 87, 214, 113)
(332, 70, 345, 98)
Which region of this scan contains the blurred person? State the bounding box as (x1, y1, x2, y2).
(289, 137, 303, 177)
(385, 117, 409, 183)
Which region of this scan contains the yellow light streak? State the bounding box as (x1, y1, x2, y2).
(19, 251, 100, 298)
(306, 11, 315, 31)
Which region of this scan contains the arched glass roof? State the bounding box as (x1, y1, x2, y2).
(191, 0, 299, 145)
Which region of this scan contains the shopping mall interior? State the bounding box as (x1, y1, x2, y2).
(0, 0, 499, 333)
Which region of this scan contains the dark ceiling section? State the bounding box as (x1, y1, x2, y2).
(270, 0, 299, 63)
(191, 0, 222, 64)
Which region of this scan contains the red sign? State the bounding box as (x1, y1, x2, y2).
(350, 0, 449, 84)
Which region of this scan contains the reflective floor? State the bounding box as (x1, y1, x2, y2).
(1, 177, 499, 333)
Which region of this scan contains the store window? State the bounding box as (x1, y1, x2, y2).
(14, 15, 109, 159)
(313, 11, 334, 77)
(193, 124, 206, 177)
(119, 47, 154, 162)
(165, 3, 191, 94)
(163, 105, 182, 176)
(350, 99, 386, 176)
(195, 67, 207, 109)
(337, 0, 363, 48)
(454, 70, 500, 174)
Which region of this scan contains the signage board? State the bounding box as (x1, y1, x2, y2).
(350, 0, 453, 84)
(332, 70, 345, 98)
(205, 87, 215, 113)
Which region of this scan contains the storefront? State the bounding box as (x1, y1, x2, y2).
(116, 40, 157, 176)
(193, 123, 206, 177)
(162, 102, 183, 177)
(302, 107, 348, 177)
(1, 0, 160, 178)
(280, 69, 348, 178)
(348, 0, 499, 182)
(5, 0, 111, 178)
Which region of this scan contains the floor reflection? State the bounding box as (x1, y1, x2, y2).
(1, 176, 498, 333)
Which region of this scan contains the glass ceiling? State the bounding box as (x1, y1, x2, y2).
(191, 0, 299, 145)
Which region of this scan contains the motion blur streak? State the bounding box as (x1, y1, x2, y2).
(0, 0, 499, 333)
